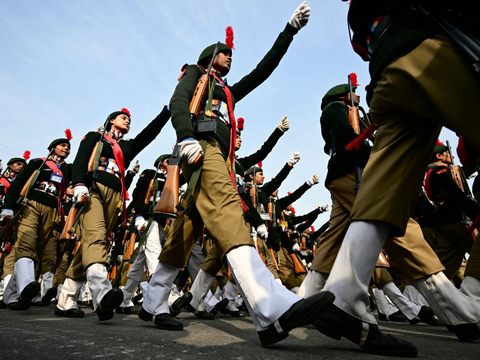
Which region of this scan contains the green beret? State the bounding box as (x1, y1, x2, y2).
(323, 84, 357, 100)
(244, 166, 262, 177)
(108, 110, 131, 121)
(48, 138, 70, 151)
(154, 154, 171, 168)
(7, 157, 26, 165)
(198, 43, 232, 66)
(433, 144, 448, 154)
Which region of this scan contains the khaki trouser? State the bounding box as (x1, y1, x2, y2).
(159, 140, 253, 268)
(311, 173, 444, 281)
(1, 248, 16, 279)
(352, 35, 480, 237)
(66, 183, 122, 281)
(435, 221, 473, 280)
(15, 199, 57, 262)
(39, 229, 59, 275)
(278, 247, 304, 290)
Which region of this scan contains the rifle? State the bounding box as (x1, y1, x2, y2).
(17, 149, 54, 206)
(347, 73, 363, 191)
(290, 251, 306, 275)
(59, 194, 88, 245)
(153, 145, 181, 218)
(268, 248, 280, 271)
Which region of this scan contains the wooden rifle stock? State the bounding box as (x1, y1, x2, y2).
(290, 252, 306, 275)
(87, 143, 99, 173)
(60, 194, 89, 242)
(268, 248, 280, 271)
(189, 74, 209, 117)
(375, 250, 390, 268)
(301, 236, 306, 251)
(144, 179, 155, 206)
(249, 186, 257, 210)
(267, 201, 273, 222)
(154, 163, 180, 218)
(123, 232, 137, 262)
(348, 106, 361, 135)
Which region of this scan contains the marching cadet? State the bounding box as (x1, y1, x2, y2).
(188, 117, 290, 320)
(118, 154, 173, 313)
(56, 106, 170, 321)
(425, 140, 478, 280)
(0, 153, 29, 306)
(140, 1, 334, 346)
(0, 155, 28, 202)
(300, 81, 451, 356)
(316, 1, 480, 356)
(0, 133, 72, 310)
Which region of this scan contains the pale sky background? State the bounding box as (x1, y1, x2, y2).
(0, 0, 464, 227)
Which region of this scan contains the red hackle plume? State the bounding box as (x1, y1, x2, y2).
(436, 139, 446, 146)
(23, 150, 31, 160)
(287, 192, 291, 196)
(257, 162, 262, 169)
(311, 226, 315, 232)
(121, 108, 131, 117)
(349, 72, 359, 87)
(225, 26, 235, 49)
(291, 207, 296, 214)
(65, 129, 73, 141)
(237, 117, 244, 131)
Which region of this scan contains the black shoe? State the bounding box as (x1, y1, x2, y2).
(389, 310, 408, 322)
(259, 290, 335, 347)
(7, 302, 30, 310)
(16, 281, 40, 310)
(99, 288, 124, 312)
(314, 305, 418, 357)
(96, 307, 114, 321)
(31, 301, 44, 307)
(214, 298, 229, 314)
(0, 300, 6, 309)
(409, 306, 442, 326)
(54, 306, 84, 318)
(186, 303, 215, 320)
(170, 292, 193, 317)
(41, 287, 58, 306)
(154, 313, 183, 330)
(446, 322, 480, 342)
(378, 312, 388, 321)
(138, 306, 153, 322)
(133, 293, 143, 306)
(116, 307, 132, 314)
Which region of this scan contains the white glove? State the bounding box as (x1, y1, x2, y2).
(135, 216, 147, 231)
(0, 208, 13, 222)
(307, 262, 312, 269)
(73, 185, 89, 203)
(292, 243, 300, 252)
(131, 160, 140, 174)
(117, 255, 123, 262)
(301, 259, 307, 267)
(289, 1, 311, 30)
(289, 150, 301, 165)
(256, 224, 268, 239)
(278, 117, 290, 132)
(307, 174, 319, 186)
(96, 125, 104, 133)
(178, 140, 203, 166)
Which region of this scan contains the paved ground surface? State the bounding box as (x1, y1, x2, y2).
(0, 305, 478, 360)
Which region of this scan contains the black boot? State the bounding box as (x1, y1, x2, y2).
(409, 306, 442, 326)
(315, 305, 418, 357)
(54, 306, 85, 318)
(170, 291, 192, 317)
(258, 290, 335, 346)
(96, 288, 124, 321)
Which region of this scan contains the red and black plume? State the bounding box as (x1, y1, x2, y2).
(23, 150, 31, 160)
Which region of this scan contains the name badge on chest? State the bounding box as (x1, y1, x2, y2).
(50, 173, 63, 184)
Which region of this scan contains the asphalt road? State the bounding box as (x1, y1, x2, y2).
(0, 305, 478, 360)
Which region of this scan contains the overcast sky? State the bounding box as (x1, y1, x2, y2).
(0, 0, 462, 226)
